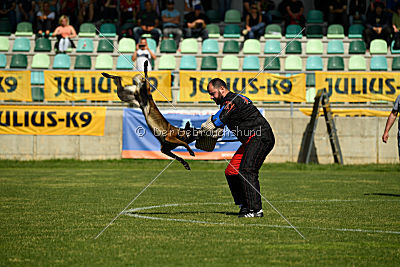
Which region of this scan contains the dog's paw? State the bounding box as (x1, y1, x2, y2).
(101, 72, 112, 78)
(183, 162, 191, 170)
(189, 150, 195, 157)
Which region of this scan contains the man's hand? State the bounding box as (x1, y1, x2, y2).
(382, 132, 389, 143)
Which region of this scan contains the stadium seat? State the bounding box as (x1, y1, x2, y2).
(31, 54, 50, 69)
(264, 40, 281, 54)
(348, 24, 364, 38)
(206, 10, 220, 23)
(160, 39, 177, 53)
(99, 23, 116, 37)
(221, 55, 239, 70)
(306, 25, 323, 38)
(327, 24, 345, 38)
(53, 54, 71, 69)
(392, 57, 400, 70)
(306, 39, 323, 54)
(264, 56, 280, 70)
(370, 39, 387, 54)
(285, 55, 302, 71)
(327, 40, 344, 54)
(206, 24, 221, 38)
(10, 54, 28, 68)
(181, 38, 198, 54)
(306, 73, 315, 87)
(76, 38, 94, 53)
(224, 9, 241, 23)
(223, 24, 240, 38)
(97, 39, 114, 52)
(118, 38, 135, 53)
(348, 55, 366, 71)
(79, 23, 96, 37)
(391, 40, 400, 54)
(264, 24, 282, 38)
(32, 87, 44, 101)
(158, 54, 176, 70)
(223, 40, 240, 53)
(306, 87, 316, 103)
(370, 56, 388, 70)
(146, 38, 156, 52)
(243, 56, 260, 71)
(95, 54, 113, 69)
(327, 56, 345, 70)
(349, 40, 366, 54)
(74, 55, 92, 69)
(0, 20, 11, 35)
(116, 54, 133, 70)
(285, 24, 303, 38)
(306, 10, 323, 23)
(306, 56, 323, 70)
(243, 39, 260, 54)
(202, 39, 219, 53)
(179, 55, 197, 70)
(0, 54, 6, 68)
(285, 41, 302, 54)
(34, 38, 51, 52)
(12, 37, 30, 52)
(15, 22, 33, 36)
(31, 71, 44, 84)
(201, 56, 218, 70)
(0, 36, 9, 51)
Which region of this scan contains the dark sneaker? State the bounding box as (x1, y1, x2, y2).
(238, 209, 264, 218)
(238, 206, 250, 217)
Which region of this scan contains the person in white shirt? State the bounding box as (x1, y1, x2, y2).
(132, 38, 156, 72)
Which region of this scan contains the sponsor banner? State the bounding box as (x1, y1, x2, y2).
(315, 72, 400, 102)
(0, 105, 106, 136)
(44, 70, 172, 102)
(299, 108, 391, 117)
(179, 71, 306, 102)
(0, 71, 31, 101)
(122, 108, 245, 160)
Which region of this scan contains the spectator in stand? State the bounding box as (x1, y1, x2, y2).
(36, 2, 55, 38)
(161, 0, 182, 47)
(327, 0, 348, 31)
(349, 0, 367, 25)
(0, 1, 16, 32)
(364, 1, 392, 49)
(140, 0, 159, 15)
(17, 0, 36, 24)
(60, 0, 78, 28)
(243, 4, 265, 39)
(53, 15, 77, 53)
(132, 38, 156, 71)
(120, 0, 139, 24)
(134, 0, 162, 45)
(243, 0, 261, 22)
(78, 0, 94, 24)
(260, 0, 275, 24)
(104, 0, 119, 22)
(184, 0, 201, 15)
(392, 3, 400, 49)
(284, 0, 305, 28)
(184, 4, 209, 40)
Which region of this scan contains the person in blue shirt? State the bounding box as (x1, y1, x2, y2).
(161, 0, 182, 47)
(382, 94, 400, 160)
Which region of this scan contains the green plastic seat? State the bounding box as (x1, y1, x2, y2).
(285, 24, 303, 38)
(391, 40, 400, 54)
(31, 54, 50, 68)
(370, 56, 388, 70)
(264, 56, 280, 70)
(306, 87, 316, 103)
(118, 38, 135, 53)
(160, 39, 177, 53)
(202, 39, 219, 53)
(76, 38, 94, 53)
(116, 54, 134, 70)
(53, 54, 71, 69)
(34, 38, 51, 52)
(349, 40, 366, 54)
(31, 71, 44, 85)
(179, 55, 197, 70)
(206, 10, 220, 23)
(181, 38, 198, 54)
(349, 24, 364, 38)
(95, 54, 113, 69)
(243, 56, 260, 71)
(15, 22, 33, 36)
(306, 73, 315, 87)
(348, 55, 366, 70)
(285, 41, 302, 54)
(306, 25, 323, 38)
(223, 24, 240, 38)
(32, 87, 44, 101)
(327, 24, 345, 38)
(79, 23, 96, 37)
(221, 55, 239, 70)
(0, 21, 11, 35)
(327, 56, 344, 70)
(146, 38, 156, 53)
(243, 39, 260, 54)
(13, 37, 30, 52)
(10, 54, 28, 68)
(158, 54, 176, 70)
(74, 55, 92, 69)
(306, 39, 323, 54)
(99, 23, 116, 37)
(201, 56, 218, 70)
(392, 57, 400, 70)
(285, 55, 302, 71)
(97, 39, 114, 52)
(264, 24, 282, 39)
(306, 56, 323, 70)
(224, 9, 241, 23)
(206, 24, 221, 38)
(0, 54, 6, 68)
(306, 10, 323, 23)
(264, 40, 281, 54)
(327, 40, 344, 54)
(0, 36, 9, 51)
(223, 40, 240, 53)
(370, 39, 387, 54)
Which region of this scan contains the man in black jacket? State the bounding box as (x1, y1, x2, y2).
(364, 1, 392, 49)
(206, 78, 275, 218)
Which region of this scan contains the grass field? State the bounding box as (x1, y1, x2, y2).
(1, 159, 399, 266)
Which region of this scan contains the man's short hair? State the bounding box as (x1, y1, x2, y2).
(208, 78, 228, 90)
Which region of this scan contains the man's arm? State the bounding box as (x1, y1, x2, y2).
(212, 101, 236, 128)
(382, 110, 398, 143)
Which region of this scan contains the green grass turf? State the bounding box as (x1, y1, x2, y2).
(0, 159, 399, 265)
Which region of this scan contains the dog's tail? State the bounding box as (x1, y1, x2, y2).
(102, 72, 120, 80)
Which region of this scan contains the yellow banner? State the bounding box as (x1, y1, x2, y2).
(0, 71, 31, 101)
(179, 71, 306, 102)
(0, 105, 106, 136)
(315, 72, 400, 102)
(44, 70, 171, 102)
(299, 108, 391, 117)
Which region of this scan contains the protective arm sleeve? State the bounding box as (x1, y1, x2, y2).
(212, 102, 236, 128)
